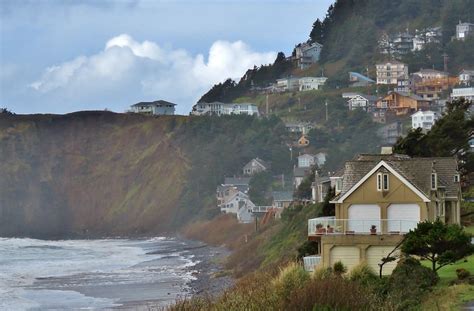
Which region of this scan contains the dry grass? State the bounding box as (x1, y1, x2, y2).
(167, 261, 394, 311)
(180, 214, 254, 249)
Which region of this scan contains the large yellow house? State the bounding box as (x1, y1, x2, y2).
(304, 152, 462, 274)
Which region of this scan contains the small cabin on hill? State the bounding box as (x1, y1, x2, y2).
(242, 158, 270, 176)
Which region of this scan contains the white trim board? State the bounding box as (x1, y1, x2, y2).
(333, 160, 431, 203)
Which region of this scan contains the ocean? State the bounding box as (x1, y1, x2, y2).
(0, 237, 212, 310)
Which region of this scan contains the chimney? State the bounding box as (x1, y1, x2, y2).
(381, 146, 393, 155)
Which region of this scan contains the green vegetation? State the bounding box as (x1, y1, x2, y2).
(402, 220, 474, 272)
(394, 98, 473, 175)
(248, 171, 273, 205)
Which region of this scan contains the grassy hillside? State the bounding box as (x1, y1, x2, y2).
(0, 112, 291, 237)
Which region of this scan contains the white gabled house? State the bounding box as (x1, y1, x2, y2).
(411, 110, 439, 131)
(347, 94, 377, 112)
(219, 191, 255, 223)
(242, 158, 270, 176)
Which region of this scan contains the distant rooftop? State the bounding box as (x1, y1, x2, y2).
(132, 100, 176, 107)
(349, 72, 375, 83)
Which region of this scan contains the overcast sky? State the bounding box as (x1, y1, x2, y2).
(0, 0, 333, 115)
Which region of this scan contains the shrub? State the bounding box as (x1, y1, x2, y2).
(349, 262, 378, 286)
(333, 261, 347, 276)
(388, 257, 439, 310)
(273, 262, 310, 304)
(312, 266, 333, 280)
(456, 268, 470, 280)
(285, 277, 392, 311)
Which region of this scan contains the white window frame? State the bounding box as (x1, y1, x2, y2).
(377, 173, 383, 191)
(454, 174, 460, 183)
(431, 173, 437, 190)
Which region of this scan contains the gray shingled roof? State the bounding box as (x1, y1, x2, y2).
(338, 154, 460, 199)
(294, 167, 311, 177)
(132, 100, 176, 107)
(272, 191, 294, 202)
(224, 177, 251, 186)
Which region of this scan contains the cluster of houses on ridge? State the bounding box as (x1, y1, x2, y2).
(216, 158, 294, 224)
(378, 21, 474, 57)
(343, 64, 474, 131)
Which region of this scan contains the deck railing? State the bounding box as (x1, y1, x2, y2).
(252, 206, 273, 213)
(303, 255, 321, 272)
(308, 217, 418, 236)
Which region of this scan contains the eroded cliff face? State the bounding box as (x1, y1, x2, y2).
(0, 112, 190, 237)
(0, 112, 290, 238)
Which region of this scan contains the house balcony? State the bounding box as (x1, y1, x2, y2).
(308, 216, 418, 239)
(303, 255, 321, 272)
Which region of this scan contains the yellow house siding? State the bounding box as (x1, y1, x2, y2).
(336, 171, 429, 221)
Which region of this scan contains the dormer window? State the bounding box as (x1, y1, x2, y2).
(431, 173, 437, 190)
(377, 173, 389, 191)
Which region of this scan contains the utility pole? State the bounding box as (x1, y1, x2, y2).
(442, 53, 449, 73)
(325, 100, 328, 121)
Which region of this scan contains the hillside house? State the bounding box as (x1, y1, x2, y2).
(191, 102, 259, 116)
(376, 61, 409, 85)
(216, 177, 251, 204)
(459, 69, 474, 86)
(130, 100, 176, 115)
(456, 21, 474, 41)
(284, 121, 314, 134)
(297, 154, 320, 168)
(347, 94, 377, 112)
(276, 77, 300, 92)
(379, 31, 414, 56)
(272, 191, 294, 209)
(342, 92, 361, 99)
(219, 191, 255, 223)
(348, 72, 375, 87)
(412, 75, 459, 101)
(311, 173, 331, 203)
(242, 158, 270, 176)
(413, 27, 442, 51)
(294, 42, 323, 69)
(451, 87, 474, 101)
(305, 151, 462, 274)
(294, 167, 311, 189)
(411, 110, 439, 131)
(299, 77, 327, 91)
(376, 91, 430, 115)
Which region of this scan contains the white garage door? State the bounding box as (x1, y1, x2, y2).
(348, 204, 380, 233)
(387, 204, 420, 233)
(366, 246, 400, 275)
(330, 246, 360, 271)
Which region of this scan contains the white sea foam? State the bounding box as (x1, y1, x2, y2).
(0, 237, 198, 310)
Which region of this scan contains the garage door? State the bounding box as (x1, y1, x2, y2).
(366, 246, 400, 275)
(387, 204, 420, 233)
(330, 246, 360, 271)
(348, 204, 380, 233)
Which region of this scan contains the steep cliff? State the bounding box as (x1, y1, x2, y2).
(0, 112, 290, 237)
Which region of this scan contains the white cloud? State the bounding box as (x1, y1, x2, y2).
(29, 34, 277, 114)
